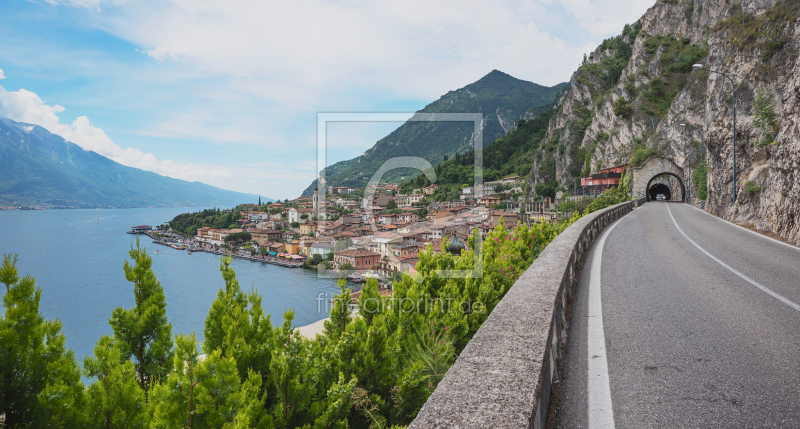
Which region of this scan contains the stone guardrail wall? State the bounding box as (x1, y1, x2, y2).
(410, 197, 647, 428)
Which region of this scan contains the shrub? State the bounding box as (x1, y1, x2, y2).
(743, 180, 762, 196)
(614, 97, 633, 116)
(584, 173, 631, 214)
(630, 146, 661, 167)
(692, 162, 708, 201)
(534, 181, 557, 199)
(753, 87, 779, 147)
(760, 30, 790, 62)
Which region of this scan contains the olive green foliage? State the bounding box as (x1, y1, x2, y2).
(577, 30, 635, 92)
(715, 0, 800, 53)
(110, 238, 174, 393)
(169, 208, 243, 236)
(596, 34, 634, 87)
(613, 97, 633, 116)
(581, 142, 600, 177)
(304, 253, 325, 268)
(760, 31, 790, 62)
(534, 181, 557, 199)
(753, 87, 779, 147)
(692, 162, 708, 201)
(558, 197, 594, 214)
(639, 35, 708, 118)
(572, 105, 594, 142)
(630, 139, 662, 167)
(684, 1, 694, 18)
(225, 231, 252, 246)
(743, 180, 762, 196)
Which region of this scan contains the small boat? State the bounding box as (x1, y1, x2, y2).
(154, 250, 160, 255)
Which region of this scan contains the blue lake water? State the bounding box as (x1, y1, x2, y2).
(0, 208, 342, 362)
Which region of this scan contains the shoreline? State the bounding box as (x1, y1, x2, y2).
(295, 318, 329, 339)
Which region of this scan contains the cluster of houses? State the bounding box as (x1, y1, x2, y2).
(194, 175, 572, 278)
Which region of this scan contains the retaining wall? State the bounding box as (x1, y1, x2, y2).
(410, 198, 646, 428)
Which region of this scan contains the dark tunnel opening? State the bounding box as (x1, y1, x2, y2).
(649, 183, 672, 201)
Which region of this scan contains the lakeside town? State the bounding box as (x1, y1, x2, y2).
(134, 166, 627, 281)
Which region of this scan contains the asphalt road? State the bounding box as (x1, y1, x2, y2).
(554, 202, 800, 428)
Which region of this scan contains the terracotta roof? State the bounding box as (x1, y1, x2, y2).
(334, 248, 380, 257)
(249, 228, 281, 234)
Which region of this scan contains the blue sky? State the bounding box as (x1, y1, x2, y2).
(0, 0, 654, 200)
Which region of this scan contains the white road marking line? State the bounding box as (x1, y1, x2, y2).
(667, 204, 800, 313)
(588, 217, 624, 429)
(687, 203, 800, 252)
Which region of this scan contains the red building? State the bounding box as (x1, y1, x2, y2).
(580, 164, 629, 192)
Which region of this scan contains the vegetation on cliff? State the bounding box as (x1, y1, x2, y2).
(398, 108, 559, 200)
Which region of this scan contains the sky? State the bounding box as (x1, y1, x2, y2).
(0, 0, 654, 200)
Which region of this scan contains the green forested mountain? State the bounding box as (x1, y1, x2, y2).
(301, 70, 569, 195)
(0, 118, 267, 208)
(399, 108, 559, 200)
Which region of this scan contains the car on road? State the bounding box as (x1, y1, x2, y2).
(656, 194, 665, 201)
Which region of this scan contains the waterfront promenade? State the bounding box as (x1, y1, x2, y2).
(146, 231, 305, 268)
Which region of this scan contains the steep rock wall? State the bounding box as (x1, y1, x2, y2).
(528, 0, 800, 244)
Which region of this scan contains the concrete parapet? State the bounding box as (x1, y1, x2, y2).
(409, 200, 643, 429)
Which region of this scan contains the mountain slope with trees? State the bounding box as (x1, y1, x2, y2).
(301, 70, 568, 195)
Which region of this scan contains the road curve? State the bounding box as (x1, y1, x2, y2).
(554, 202, 800, 428)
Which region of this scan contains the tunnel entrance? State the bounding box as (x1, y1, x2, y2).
(649, 183, 672, 201)
(644, 172, 686, 202)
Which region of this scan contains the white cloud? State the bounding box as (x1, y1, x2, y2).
(90, 0, 652, 101)
(0, 68, 5, 80)
(0, 81, 232, 182)
(12, 0, 656, 199)
(43, 0, 127, 10)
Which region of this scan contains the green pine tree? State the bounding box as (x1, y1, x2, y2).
(83, 335, 148, 428)
(203, 256, 275, 386)
(269, 311, 317, 428)
(0, 254, 86, 428)
(358, 278, 382, 326)
(323, 280, 352, 338)
(109, 238, 174, 393)
(149, 332, 272, 429)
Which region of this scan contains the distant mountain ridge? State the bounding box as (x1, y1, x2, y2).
(301, 70, 569, 196)
(0, 118, 267, 208)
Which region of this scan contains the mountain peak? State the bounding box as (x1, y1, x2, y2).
(0, 117, 262, 208)
(300, 71, 569, 196)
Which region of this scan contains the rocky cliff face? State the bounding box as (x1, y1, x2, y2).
(529, 0, 800, 244)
